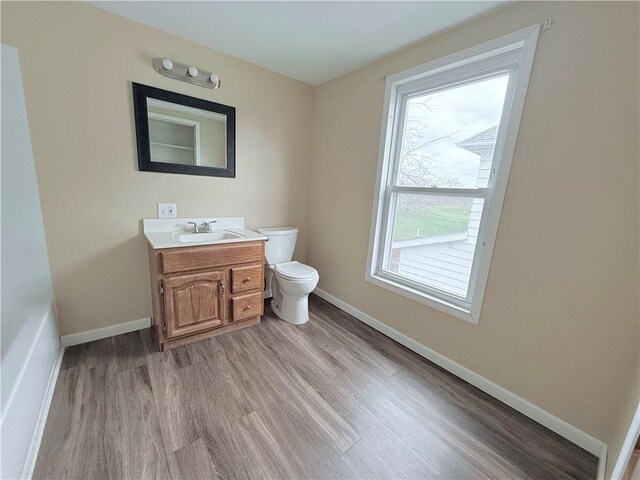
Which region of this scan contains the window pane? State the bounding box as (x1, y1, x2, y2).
(397, 74, 509, 188)
(385, 194, 484, 298)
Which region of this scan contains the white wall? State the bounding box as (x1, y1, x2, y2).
(1, 44, 61, 480)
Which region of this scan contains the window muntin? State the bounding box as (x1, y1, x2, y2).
(367, 27, 540, 322)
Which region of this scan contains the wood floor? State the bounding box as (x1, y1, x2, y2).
(34, 294, 598, 479)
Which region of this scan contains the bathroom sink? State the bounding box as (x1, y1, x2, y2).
(172, 230, 243, 243)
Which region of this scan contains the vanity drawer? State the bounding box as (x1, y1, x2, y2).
(161, 242, 263, 274)
(231, 292, 263, 322)
(231, 264, 263, 293)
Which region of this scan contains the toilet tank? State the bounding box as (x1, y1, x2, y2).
(257, 227, 298, 265)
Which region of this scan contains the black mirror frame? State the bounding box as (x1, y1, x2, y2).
(132, 82, 236, 178)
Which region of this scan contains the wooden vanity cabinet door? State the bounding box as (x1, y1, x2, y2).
(163, 271, 225, 339)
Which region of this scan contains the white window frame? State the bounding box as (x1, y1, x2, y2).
(366, 25, 540, 324)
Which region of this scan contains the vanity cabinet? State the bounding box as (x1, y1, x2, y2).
(148, 240, 265, 350)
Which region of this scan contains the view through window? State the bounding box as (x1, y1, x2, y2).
(385, 75, 509, 298)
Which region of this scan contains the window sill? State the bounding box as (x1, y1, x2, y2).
(365, 272, 479, 325)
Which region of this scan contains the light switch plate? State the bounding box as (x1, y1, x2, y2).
(157, 202, 177, 219)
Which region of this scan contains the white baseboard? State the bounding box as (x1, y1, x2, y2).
(313, 288, 608, 476)
(60, 317, 151, 347)
(611, 400, 640, 479)
(598, 444, 609, 480)
(21, 346, 65, 479)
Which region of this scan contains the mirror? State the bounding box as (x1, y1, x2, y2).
(132, 83, 235, 177)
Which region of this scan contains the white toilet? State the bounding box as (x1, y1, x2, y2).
(258, 227, 319, 325)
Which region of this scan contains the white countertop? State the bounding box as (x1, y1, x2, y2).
(143, 217, 267, 250)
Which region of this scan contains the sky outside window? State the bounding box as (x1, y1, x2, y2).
(398, 74, 509, 188)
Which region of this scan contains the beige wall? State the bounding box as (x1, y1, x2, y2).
(1, 1, 314, 336)
(308, 1, 639, 475)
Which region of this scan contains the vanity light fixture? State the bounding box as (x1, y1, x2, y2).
(209, 74, 221, 89)
(152, 57, 222, 90)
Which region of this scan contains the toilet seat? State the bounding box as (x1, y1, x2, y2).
(274, 261, 319, 281)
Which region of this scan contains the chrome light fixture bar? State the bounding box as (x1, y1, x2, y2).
(153, 58, 221, 90)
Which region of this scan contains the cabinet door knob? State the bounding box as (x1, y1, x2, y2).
(220, 281, 225, 297)
(242, 277, 251, 283)
(243, 305, 251, 311)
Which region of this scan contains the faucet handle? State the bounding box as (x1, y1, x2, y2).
(187, 221, 198, 233)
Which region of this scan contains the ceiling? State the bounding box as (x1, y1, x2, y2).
(92, 1, 507, 86)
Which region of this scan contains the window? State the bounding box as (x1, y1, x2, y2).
(367, 26, 540, 323)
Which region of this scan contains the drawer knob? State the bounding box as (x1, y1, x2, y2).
(243, 305, 252, 311)
(242, 277, 251, 283)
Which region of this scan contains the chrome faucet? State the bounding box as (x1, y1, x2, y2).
(187, 220, 218, 233)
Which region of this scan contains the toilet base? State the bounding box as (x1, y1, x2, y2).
(267, 265, 317, 325)
(270, 296, 309, 325)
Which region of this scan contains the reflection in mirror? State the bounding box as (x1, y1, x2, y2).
(147, 99, 227, 168)
(133, 83, 235, 178)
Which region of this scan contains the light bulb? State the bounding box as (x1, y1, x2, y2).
(209, 74, 220, 88)
(187, 66, 199, 77)
(162, 58, 173, 71)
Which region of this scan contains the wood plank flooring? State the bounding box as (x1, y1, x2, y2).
(34, 294, 598, 479)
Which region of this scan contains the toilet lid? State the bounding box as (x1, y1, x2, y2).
(275, 261, 319, 281)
